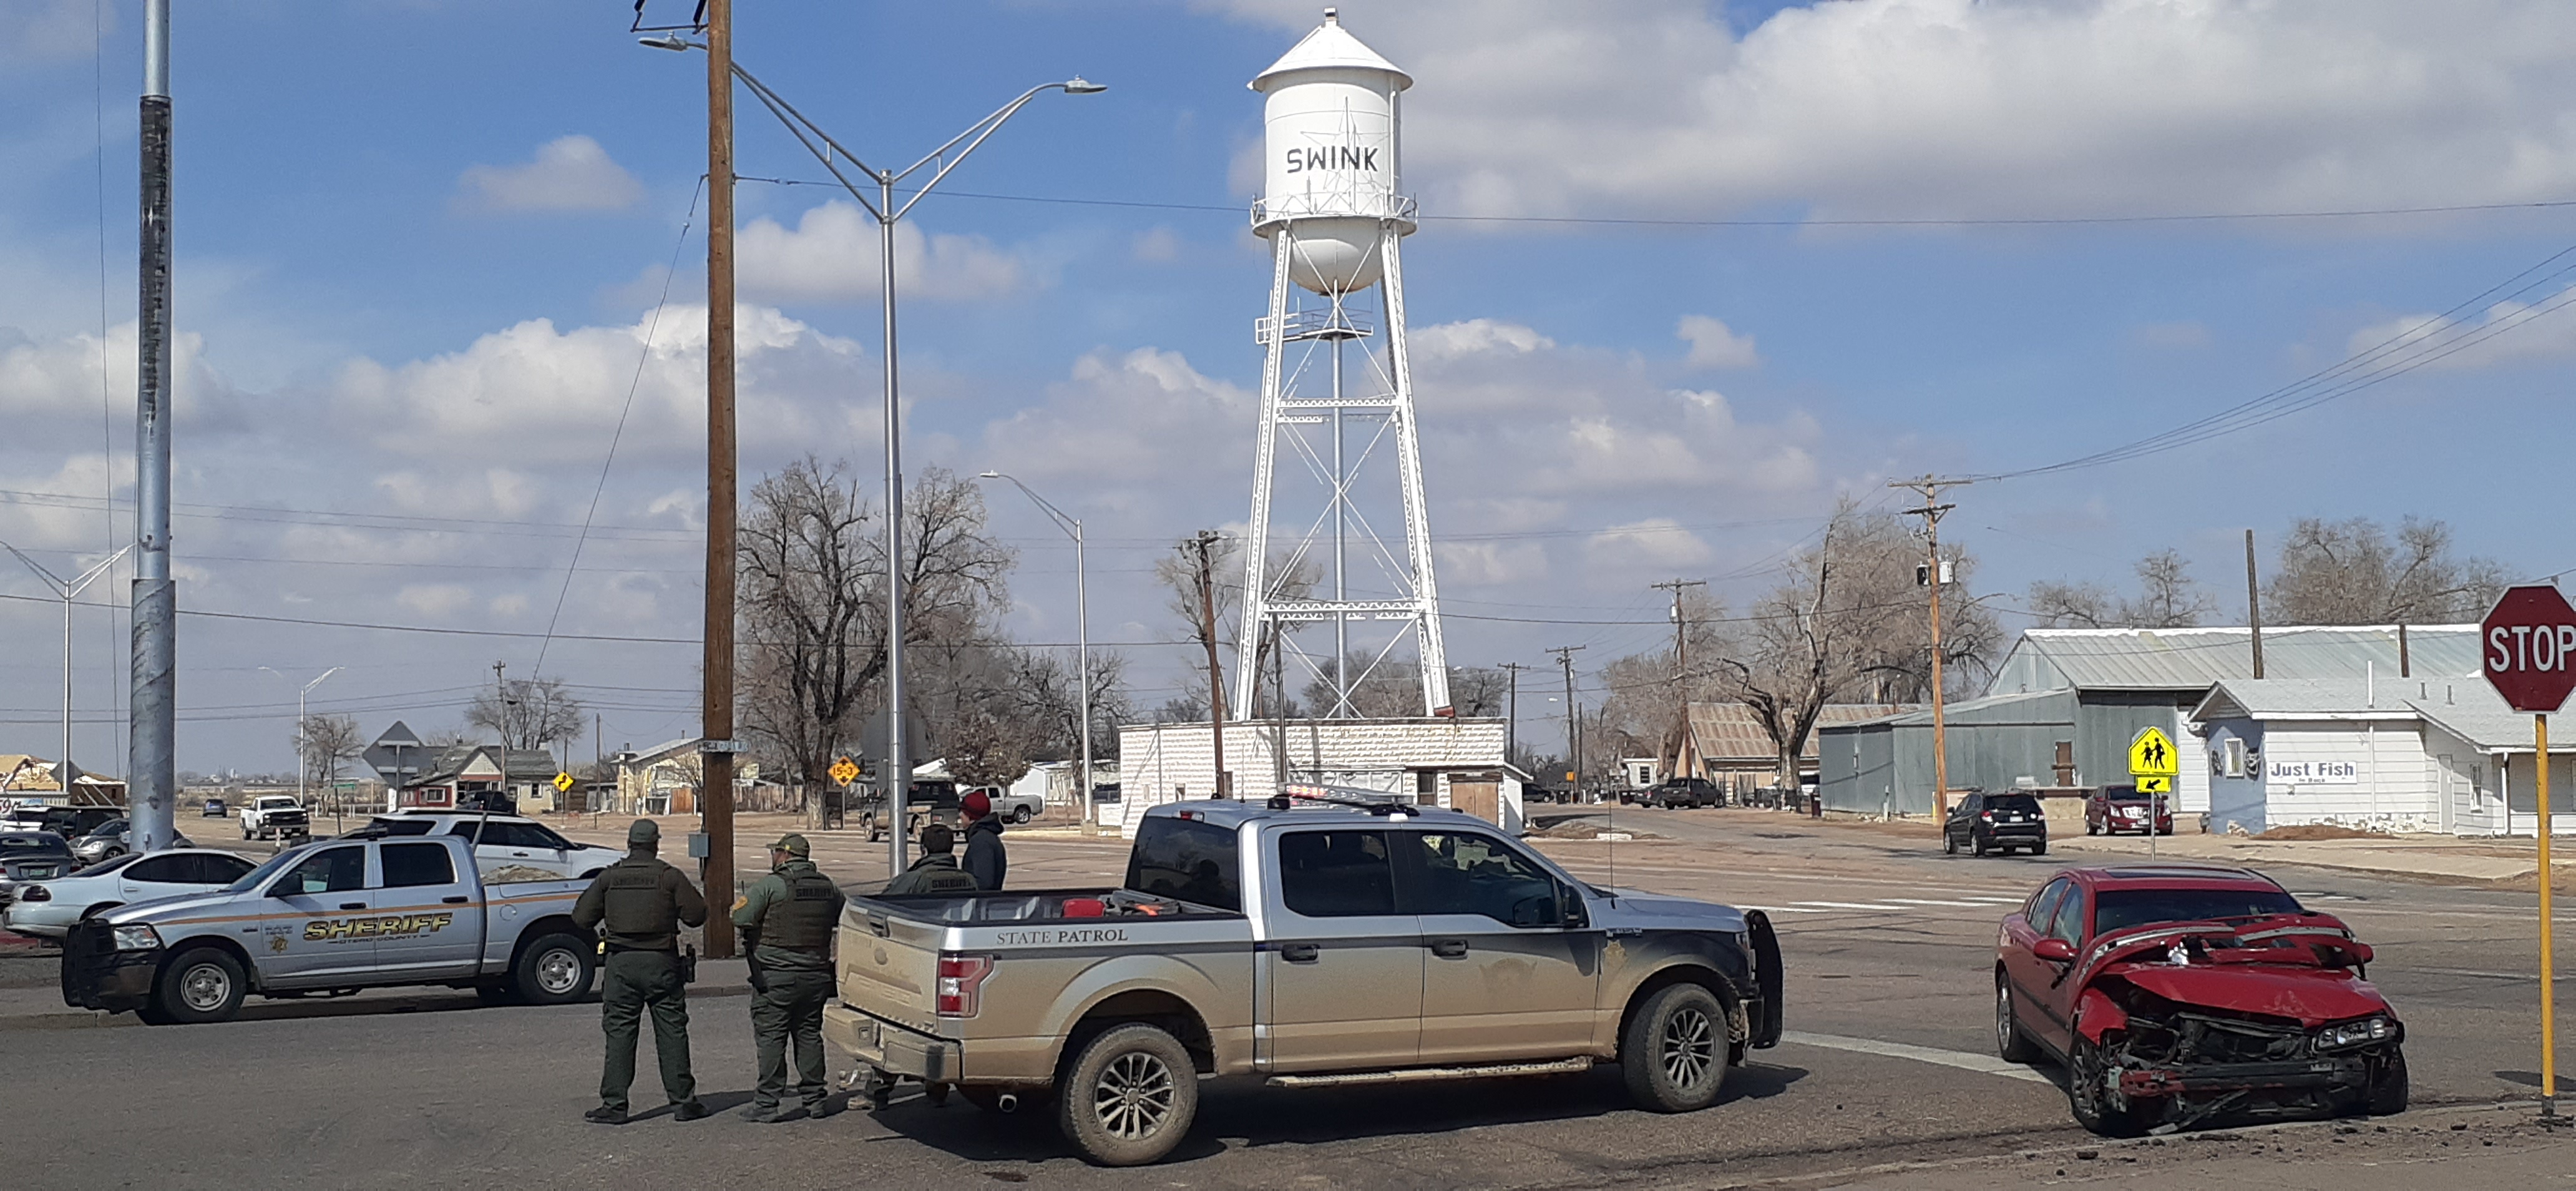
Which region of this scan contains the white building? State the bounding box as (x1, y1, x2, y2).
(1112, 718, 1524, 836)
(2191, 676, 2570, 835)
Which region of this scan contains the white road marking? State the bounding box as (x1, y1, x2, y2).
(1778, 1031, 2054, 1085)
(1792, 901, 1910, 911)
(1740, 905, 1830, 914)
(1961, 896, 2029, 904)
(1882, 898, 1989, 908)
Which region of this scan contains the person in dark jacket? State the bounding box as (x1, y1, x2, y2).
(733, 833, 844, 1122)
(571, 819, 709, 1124)
(959, 790, 1007, 890)
(883, 823, 980, 895)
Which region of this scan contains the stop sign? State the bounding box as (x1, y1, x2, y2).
(2482, 584, 2576, 712)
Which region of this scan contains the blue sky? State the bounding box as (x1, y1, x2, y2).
(7, 0, 2576, 773)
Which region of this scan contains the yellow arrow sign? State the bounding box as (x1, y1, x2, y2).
(829, 757, 861, 786)
(2135, 775, 2171, 795)
(552, 772, 575, 793)
(2128, 727, 2180, 778)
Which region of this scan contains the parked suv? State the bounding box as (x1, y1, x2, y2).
(1944, 790, 2049, 857)
(1646, 778, 1723, 810)
(2084, 785, 2173, 836)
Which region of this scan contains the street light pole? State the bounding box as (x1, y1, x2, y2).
(643, 33, 1101, 871)
(130, 0, 177, 855)
(261, 666, 340, 806)
(3, 542, 133, 777)
(980, 473, 1093, 828)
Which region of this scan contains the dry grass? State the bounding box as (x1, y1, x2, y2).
(2256, 824, 2391, 841)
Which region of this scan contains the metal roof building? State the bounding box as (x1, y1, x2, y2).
(1822, 624, 2476, 820)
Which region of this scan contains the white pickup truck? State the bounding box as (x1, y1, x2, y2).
(239, 795, 310, 841)
(59, 833, 597, 1024)
(828, 796, 1784, 1165)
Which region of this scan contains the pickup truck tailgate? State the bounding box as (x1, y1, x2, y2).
(841, 904, 944, 1029)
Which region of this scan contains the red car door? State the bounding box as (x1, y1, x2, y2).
(2001, 878, 2072, 1050)
(2028, 881, 2093, 1054)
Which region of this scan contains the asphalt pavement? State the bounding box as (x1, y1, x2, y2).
(7, 807, 2575, 1187)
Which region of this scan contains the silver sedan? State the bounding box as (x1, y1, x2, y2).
(2, 849, 257, 939)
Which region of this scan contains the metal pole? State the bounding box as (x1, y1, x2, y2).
(1191, 531, 1229, 796)
(2247, 529, 2265, 679)
(881, 172, 911, 875)
(701, 0, 738, 956)
(2542, 712, 2559, 1120)
(1928, 520, 1949, 818)
(62, 594, 74, 776)
(129, 0, 177, 854)
(1075, 517, 1093, 828)
(1331, 335, 1347, 715)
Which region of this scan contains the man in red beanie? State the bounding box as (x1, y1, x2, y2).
(958, 789, 1008, 891)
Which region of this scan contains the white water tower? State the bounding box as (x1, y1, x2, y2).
(1236, 9, 1450, 720)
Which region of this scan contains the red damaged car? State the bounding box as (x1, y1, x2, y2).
(1994, 863, 2406, 1135)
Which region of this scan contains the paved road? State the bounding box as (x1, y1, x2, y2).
(7, 808, 2571, 1188)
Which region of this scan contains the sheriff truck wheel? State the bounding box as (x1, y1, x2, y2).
(514, 931, 595, 1006)
(155, 948, 246, 1026)
(1060, 1023, 1196, 1167)
(1623, 982, 1729, 1112)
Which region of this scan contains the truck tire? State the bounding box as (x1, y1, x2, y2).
(154, 946, 246, 1025)
(1058, 1022, 1198, 1167)
(1011, 806, 1034, 825)
(512, 931, 596, 1006)
(1622, 982, 1729, 1112)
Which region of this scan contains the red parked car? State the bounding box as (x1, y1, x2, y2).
(2084, 785, 2174, 836)
(1994, 863, 2406, 1136)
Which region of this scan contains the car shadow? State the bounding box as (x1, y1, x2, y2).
(856, 1060, 1811, 1167)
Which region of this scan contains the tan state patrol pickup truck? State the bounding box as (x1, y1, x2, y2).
(827, 795, 1783, 1165)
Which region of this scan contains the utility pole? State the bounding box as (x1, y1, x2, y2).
(1498, 661, 1526, 767)
(1548, 645, 1586, 792)
(698, 0, 739, 957)
(1187, 531, 1230, 796)
(1652, 579, 1707, 781)
(127, 0, 178, 855)
(2245, 529, 2265, 679)
(1891, 476, 1971, 821)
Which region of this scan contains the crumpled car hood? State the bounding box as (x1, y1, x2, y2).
(2115, 964, 2389, 1027)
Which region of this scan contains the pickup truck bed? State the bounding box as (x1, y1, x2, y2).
(827, 798, 1782, 1166)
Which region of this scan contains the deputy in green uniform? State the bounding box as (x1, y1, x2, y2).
(732, 832, 846, 1121)
(572, 819, 709, 1125)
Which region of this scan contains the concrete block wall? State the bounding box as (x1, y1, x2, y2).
(1111, 718, 1510, 836)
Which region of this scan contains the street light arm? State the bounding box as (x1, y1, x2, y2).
(888, 84, 1064, 222)
(729, 62, 888, 218)
(0, 540, 71, 592)
(977, 472, 1079, 540)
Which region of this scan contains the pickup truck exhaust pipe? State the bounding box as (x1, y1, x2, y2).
(996, 1092, 1018, 1114)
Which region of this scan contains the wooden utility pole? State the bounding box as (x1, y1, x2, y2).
(1548, 645, 1586, 790)
(2245, 529, 2265, 680)
(1188, 531, 1230, 796)
(1498, 661, 1526, 766)
(1652, 579, 1707, 781)
(1891, 476, 1970, 820)
(700, 0, 739, 957)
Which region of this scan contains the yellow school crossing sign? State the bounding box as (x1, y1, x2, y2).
(2128, 727, 2179, 778)
(552, 772, 575, 793)
(829, 756, 861, 786)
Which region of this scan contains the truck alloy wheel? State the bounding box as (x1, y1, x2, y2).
(1622, 983, 1729, 1112)
(154, 948, 246, 1025)
(1060, 1023, 1198, 1166)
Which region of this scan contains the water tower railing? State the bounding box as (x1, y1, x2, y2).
(1251, 192, 1418, 229)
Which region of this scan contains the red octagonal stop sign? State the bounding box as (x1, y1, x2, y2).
(2484, 584, 2576, 712)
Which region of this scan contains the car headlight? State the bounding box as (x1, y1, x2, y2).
(2316, 1016, 2395, 1050)
(111, 924, 161, 952)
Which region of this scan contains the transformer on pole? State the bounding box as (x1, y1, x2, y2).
(1234, 8, 1449, 721)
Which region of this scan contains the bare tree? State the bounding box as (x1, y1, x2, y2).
(466, 678, 584, 750)
(2268, 516, 2506, 625)
(739, 459, 1017, 793)
(1709, 503, 2000, 788)
(1447, 666, 1510, 717)
(293, 713, 364, 791)
(1156, 540, 1320, 717)
(2028, 548, 2214, 629)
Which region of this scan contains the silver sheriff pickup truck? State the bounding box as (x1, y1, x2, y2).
(827, 795, 1783, 1165)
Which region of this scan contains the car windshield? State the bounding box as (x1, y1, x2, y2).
(2092, 887, 2303, 934)
(223, 846, 311, 894)
(68, 853, 145, 878)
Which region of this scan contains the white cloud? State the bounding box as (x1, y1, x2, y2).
(979, 346, 1253, 515)
(1, 0, 105, 64)
(1583, 518, 1715, 569)
(396, 584, 474, 619)
(1677, 315, 1761, 369)
(1412, 318, 1554, 361)
(455, 135, 644, 213)
(2343, 287, 2576, 371)
(1212, 1, 2576, 223)
(736, 201, 1035, 303)
(1132, 227, 1183, 263)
